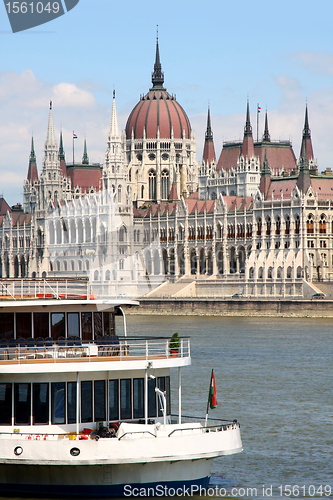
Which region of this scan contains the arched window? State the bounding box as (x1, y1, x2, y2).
(319, 214, 326, 234)
(118, 185, 122, 204)
(161, 170, 169, 199)
(149, 170, 156, 200)
(119, 226, 127, 243)
(307, 214, 314, 234)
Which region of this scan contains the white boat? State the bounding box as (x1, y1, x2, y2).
(0, 294, 242, 497)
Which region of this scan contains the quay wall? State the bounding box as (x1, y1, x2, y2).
(125, 298, 333, 318)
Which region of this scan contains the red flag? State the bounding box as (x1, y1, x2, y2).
(209, 370, 217, 409)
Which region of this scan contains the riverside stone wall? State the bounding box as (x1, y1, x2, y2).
(124, 298, 333, 318)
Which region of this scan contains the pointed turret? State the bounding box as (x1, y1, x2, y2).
(299, 104, 314, 162)
(263, 109, 270, 142)
(297, 141, 311, 194)
(58, 130, 65, 161)
(151, 30, 164, 88)
(168, 181, 179, 202)
(45, 100, 57, 150)
(259, 148, 271, 198)
(58, 130, 67, 176)
(82, 138, 89, 164)
(109, 90, 120, 140)
(27, 135, 38, 183)
(202, 104, 216, 165)
(104, 90, 124, 178)
(241, 100, 255, 157)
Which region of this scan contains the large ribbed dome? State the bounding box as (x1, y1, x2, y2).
(125, 39, 191, 140)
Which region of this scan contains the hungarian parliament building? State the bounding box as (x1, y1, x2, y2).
(1, 39, 333, 299)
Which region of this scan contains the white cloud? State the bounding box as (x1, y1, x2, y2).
(2, 68, 333, 207)
(51, 82, 96, 108)
(292, 51, 333, 75)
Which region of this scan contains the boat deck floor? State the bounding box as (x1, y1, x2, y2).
(0, 355, 168, 365)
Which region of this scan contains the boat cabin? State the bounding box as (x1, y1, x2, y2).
(0, 299, 190, 438)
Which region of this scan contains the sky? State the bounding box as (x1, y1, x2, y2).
(1, 0, 333, 205)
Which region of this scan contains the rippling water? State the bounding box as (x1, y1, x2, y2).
(12, 315, 333, 500)
(122, 315, 333, 500)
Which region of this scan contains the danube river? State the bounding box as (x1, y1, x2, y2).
(13, 315, 333, 500)
(121, 315, 333, 500)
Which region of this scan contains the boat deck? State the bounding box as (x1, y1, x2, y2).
(0, 337, 190, 365)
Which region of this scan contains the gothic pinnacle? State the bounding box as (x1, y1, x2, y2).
(263, 109, 270, 142)
(151, 29, 164, 88)
(244, 99, 252, 136)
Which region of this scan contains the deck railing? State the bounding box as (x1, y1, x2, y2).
(0, 279, 90, 300)
(0, 336, 190, 363)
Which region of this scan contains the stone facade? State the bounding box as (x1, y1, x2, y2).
(2, 39, 333, 300)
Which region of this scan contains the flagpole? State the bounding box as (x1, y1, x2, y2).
(73, 131, 75, 165)
(205, 369, 213, 427)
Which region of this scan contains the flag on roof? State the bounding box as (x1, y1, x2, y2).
(257, 105, 261, 113)
(73, 133, 78, 139)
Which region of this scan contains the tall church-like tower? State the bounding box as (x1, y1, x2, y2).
(125, 36, 198, 206)
(103, 90, 128, 209)
(39, 101, 63, 208)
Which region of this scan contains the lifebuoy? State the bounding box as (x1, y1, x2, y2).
(27, 435, 32, 440)
(35, 435, 40, 440)
(43, 435, 48, 440)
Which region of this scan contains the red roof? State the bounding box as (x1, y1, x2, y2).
(265, 178, 298, 200)
(216, 141, 297, 173)
(300, 136, 314, 163)
(202, 138, 216, 165)
(255, 142, 297, 174)
(168, 182, 178, 201)
(125, 89, 191, 140)
(0, 197, 11, 215)
(66, 166, 102, 192)
(216, 142, 241, 171)
(310, 177, 333, 199)
(27, 161, 38, 184)
(242, 134, 254, 158)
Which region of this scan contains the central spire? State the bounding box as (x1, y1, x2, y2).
(151, 28, 164, 88)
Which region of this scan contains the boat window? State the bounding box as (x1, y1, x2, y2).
(148, 378, 156, 418)
(120, 379, 131, 420)
(103, 312, 110, 335)
(94, 380, 106, 422)
(157, 377, 165, 417)
(67, 382, 77, 424)
(67, 313, 80, 338)
(166, 376, 171, 415)
(94, 312, 103, 338)
(33, 383, 49, 424)
(51, 383, 65, 424)
(51, 313, 65, 340)
(103, 312, 115, 336)
(109, 380, 119, 421)
(14, 383, 31, 425)
(33, 313, 49, 339)
(133, 378, 144, 418)
(0, 383, 12, 425)
(16, 313, 32, 339)
(81, 381, 92, 423)
(0, 313, 14, 340)
(81, 313, 92, 341)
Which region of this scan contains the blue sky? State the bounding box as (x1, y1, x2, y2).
(1, 0, 333, 204)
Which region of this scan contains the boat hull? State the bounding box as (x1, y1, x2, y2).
(0, 459, 212, 497)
